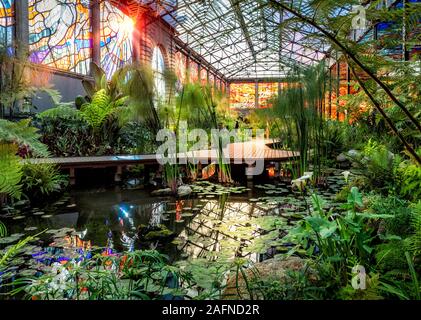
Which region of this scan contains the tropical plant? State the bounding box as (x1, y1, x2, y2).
(285, 187, 392, 289)
(9, 250, 194, 300)
(0, 220, 7, 238)
(80, 89, 125, 130)
(0, 119, 49, 157)
(35, 105, 95, 156)
(0, 143, 22, 201)
(20, 162, 68, 200)
(269, 0, 421, 165)
(396, 161, 421, 201)
(350, 140, 399, 193)
(256, 63, 327, 179)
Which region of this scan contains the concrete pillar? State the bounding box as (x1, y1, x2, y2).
(91, 0, 101, 66)
(15, 0, 29, 59)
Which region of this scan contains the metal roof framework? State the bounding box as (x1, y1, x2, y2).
(136, 0, 352, 81)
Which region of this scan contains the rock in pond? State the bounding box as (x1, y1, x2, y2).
(151, 185, 193, 197)
(222, 256, 317, 300)
(177, 185, 192, 197)
(151, 188, 173, 196)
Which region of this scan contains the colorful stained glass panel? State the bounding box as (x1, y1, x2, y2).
(0, 0, 14, 48)
(230, 83, 256, 109)
(189, 60, 199, 83)
(174, 51, 187, 85)
(200, 68, 207, 85)
(101, 1, 133, 79)
(29, 0, 91, 75)
(208, 73, 215, 87)
(258, 83, 278, 108)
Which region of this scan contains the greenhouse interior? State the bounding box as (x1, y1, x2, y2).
(0, 0, 420, 302)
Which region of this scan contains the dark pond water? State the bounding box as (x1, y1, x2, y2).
(0, 171, 347, 286)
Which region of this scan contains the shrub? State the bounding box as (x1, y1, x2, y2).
(35, 106, 95, 157)
(0, 143, 22, 201)
(21, 162, 68, 201)
(396, 162, 421, 201)
(368, 195, 413, 237)
(119, 121, 156, 154)
(375, 241, 408, 272)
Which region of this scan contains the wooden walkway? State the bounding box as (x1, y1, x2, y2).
(26, 139, 299, 184)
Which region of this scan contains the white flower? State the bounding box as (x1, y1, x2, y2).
(342, 171, 351, 183)
(291, 173, 313, 191)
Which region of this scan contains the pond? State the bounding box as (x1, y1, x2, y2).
(0, 171, 347, 295)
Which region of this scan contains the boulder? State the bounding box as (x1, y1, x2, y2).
(177, 185, 192, 197)
(222, 256, 316, 300)
(347, 149, 360, 159)
(336, 153, 348, 162)
(151, 188, 172, 196)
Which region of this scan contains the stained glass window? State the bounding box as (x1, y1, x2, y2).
(229, 83, 256, 109)
(152, 46, 166, 105)
(215, 78, 221, 90)
(174, 51, 187, 85)
(101, 0, 133, 79)
(200, 68, 208, 85)
(258, 83, 278, 108)
(29, 0, 91, 75)
(208, 72, 215, 87)
(189, 60, 199, 83)
(0, 0, 14, 49)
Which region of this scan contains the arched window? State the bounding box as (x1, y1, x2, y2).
(152, 46, 166, 105)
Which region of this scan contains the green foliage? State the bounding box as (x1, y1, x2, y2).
(285, 187, 384, 288)
(337, 272, 384, 300)
(375, 241, 408, 273)
(351, 140, 399, 193)
(256, 63, 327, 178)
(368, 195, 413, 237)
(0, 143, 22, 200)
(0, 220, 7, 238)
(396, 162, 421, 201)
(35, 105, 95, 157)
(80, 89, 119, 129)
(0, 231, 45, 268)
(407, 201, 421, 257)
(20, 162, 67, 200)
(119, 121, 156, 154)
(10, 250, 193, 300)
(37, 104, 82, 121)
(0, 119, 49, 157)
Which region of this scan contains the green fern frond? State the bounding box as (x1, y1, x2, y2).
(0, 143, 22, 200)
(0, 119, 49, 157)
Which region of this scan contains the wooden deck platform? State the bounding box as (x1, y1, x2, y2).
(26, 139, 299, 184)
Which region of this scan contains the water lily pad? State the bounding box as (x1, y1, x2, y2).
(33, 211, 45, 216)
(18, 269, 37, 277)
(24, 226, 38, 231)
(41, 215, 53, 219)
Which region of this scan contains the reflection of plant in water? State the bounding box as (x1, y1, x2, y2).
(10, 250, 193, 300)
(0, 220, 7, 238)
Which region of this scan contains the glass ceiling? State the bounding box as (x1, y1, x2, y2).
(136, 0, 346, 80)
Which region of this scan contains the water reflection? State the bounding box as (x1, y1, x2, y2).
(7, 188, 274, 265)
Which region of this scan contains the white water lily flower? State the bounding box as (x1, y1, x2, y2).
(342, 171, 351, 183)
(291, 178, 307, 191)
(291, 173, 313, 191)
(303, 172, 314, 180)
